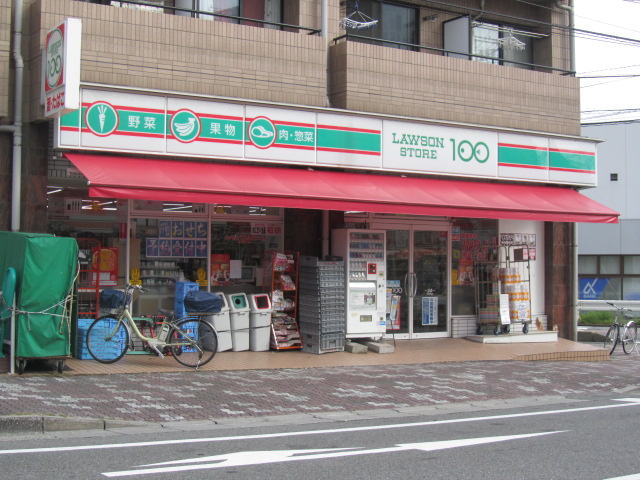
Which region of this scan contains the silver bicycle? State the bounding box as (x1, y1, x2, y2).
(85, 284, 218, 369)
(603, 301, 637, 355)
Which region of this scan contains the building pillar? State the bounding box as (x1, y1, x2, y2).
(544, 221, 575, 339)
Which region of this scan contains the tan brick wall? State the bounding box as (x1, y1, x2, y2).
(0, 0, 11, 118)
(329, 41, 580, 136)
(28, 0, 327, 121)
(23, 0, 578, 135)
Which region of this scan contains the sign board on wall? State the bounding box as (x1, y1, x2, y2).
(56, 88, 598, 187)
(43, 18, 81, 118)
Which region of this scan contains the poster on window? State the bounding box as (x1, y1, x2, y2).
(211, 253, 231, 286)
(422, 296, 438, 326)
(90, 247, 118, 286)
(147, 220, 208, 257)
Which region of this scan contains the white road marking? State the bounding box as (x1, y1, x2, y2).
(102, 431, 565, 477)
(1, 398, 638, 456)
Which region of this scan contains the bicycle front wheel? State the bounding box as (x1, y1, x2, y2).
(622, 321, 637, 354)
(170, 318, 218, 368)
(86, 316, 130, 363)
(604, 325, 619, 355)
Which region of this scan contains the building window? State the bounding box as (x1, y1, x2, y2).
(472, 22, 534, 69)
(346, 0, 419, 51)
(176, 0, 282, 28)
(578, 255, 640, 300)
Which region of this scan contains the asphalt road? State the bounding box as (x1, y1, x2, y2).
(1, 394, 639, 479)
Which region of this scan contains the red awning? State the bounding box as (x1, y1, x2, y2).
(64, 153, 619, 223)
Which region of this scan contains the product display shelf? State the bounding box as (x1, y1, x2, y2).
(298, 256, 346, 354)
(263, 250, 301, 350)
(76, 238, 102, 321)
(139, 260, 181, 287)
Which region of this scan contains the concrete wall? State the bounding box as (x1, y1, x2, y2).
(580, 121, 640, 255)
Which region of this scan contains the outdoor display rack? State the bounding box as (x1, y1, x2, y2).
(263, 250, 301, 350)
(474, 244, 532, 335)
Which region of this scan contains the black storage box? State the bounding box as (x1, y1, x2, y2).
(184, 290, 222, 314)
(99, 289, 126, 309)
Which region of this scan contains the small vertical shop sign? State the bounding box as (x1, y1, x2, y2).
(43, 18, 81, 118)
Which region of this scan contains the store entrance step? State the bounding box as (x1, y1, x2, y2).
(362, 340, 395, 354)
(344, 341, 368, 354)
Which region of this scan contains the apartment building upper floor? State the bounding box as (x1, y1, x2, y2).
(0, 0, 580, 135)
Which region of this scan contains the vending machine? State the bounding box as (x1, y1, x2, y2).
(331, 229, 386, 340)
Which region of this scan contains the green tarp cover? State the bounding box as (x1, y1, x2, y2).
(0, 232, 78, 358)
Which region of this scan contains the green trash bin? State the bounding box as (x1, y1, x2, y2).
(0, 232, 78, 373)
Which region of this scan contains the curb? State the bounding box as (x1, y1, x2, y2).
(0, 415, 154, 434)
(0, 395, 582, 435)
(577, 331, 606, 342)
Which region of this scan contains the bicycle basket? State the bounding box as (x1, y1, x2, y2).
(184, 290, 222, 314)
(99, 289, 126, 312)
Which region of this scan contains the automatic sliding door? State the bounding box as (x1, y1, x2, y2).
(412, 230, 448, 335)
(381, 225, 449, 338)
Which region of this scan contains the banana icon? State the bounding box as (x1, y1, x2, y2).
(174, 117, 196, 137)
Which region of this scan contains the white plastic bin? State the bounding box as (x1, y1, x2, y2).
(226, 293, 250, 331)
(216, 330, 233, 352)
(231, 329, 250, 351)
(250, 326, 271, 351)
(209, 291, 231, 332)
(249, 293, 272, 328)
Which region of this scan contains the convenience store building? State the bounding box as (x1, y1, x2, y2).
(1, 1, 618, 344)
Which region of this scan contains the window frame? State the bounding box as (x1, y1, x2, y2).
(345, 0, 420, 52)
(471, 21, 534, 69)
(578, 254, 640, 301)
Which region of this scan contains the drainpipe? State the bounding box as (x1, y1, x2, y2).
(555, 0, 575, 73)
(571, 223, 578, 342)
(321, 0, 330, 255)
(0, 0, 24, 232)
(321, 0, 328, 39)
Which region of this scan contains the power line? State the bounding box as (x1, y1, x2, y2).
(579, 75, 640, 79)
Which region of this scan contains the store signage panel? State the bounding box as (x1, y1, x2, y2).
(548, 138, 597, 185)
(43, 18, 81, 118)
(497, 133, 549, 182)
(58, 90, 167, 152)
(316, 113, 382, 168)
(166, 98, 244, 157)
(382, 120, 498, 177)
(56, 88, 597, 187)
(244, 106, 316, 164)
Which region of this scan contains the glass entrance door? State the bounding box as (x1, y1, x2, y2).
(378, 224, 449, 338)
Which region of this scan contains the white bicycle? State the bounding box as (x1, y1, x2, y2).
(86, 284, 218, 369)
(603, 301, 637, 355)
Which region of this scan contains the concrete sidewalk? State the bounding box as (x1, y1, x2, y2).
(0, 349, 638, 435)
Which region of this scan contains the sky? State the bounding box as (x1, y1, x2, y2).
(574, 0, 640, 123)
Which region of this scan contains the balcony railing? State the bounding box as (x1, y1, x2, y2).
(81, 0, 322, 35)
(333, 33, 575, 76)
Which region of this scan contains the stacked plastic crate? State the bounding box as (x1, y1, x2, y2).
(75, 318, 94, 359)
(298, 256, 345, 354)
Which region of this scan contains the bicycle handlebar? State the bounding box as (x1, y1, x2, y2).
(607, 301, 633, 313)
